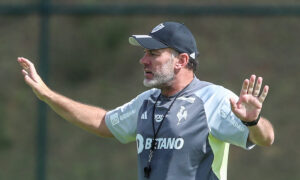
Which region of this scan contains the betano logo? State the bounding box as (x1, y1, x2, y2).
(136, 134, 184, 154)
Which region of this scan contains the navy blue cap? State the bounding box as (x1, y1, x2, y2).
(129, 22, 199, 59)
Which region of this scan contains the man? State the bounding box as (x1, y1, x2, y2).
(18, 21, 274, 180)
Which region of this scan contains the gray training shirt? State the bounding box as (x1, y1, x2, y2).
(105, 77, 254, 180)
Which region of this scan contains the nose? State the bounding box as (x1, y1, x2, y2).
(139, 53, 150, 65)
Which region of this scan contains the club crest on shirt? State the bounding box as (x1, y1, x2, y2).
(177, 106, 188, 125)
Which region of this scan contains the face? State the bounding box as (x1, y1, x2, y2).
(140, 48, 176, 88)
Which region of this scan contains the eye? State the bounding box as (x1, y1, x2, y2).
(149, 51, 155, 56)
(143, 49, 152, 55)
(149, 50, 159, 56)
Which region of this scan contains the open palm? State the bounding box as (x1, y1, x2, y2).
(230, 75, 269, 122)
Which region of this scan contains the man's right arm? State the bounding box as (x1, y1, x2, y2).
(18, 57, 113, 138)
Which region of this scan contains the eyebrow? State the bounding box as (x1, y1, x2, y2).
(146, 49, 161, 54)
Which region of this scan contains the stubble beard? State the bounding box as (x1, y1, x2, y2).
(143, 57, 175, 88)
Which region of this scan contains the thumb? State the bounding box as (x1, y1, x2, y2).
(24, 74, 51, 101)
(229, 97, 237, 111)
(24, 74, 38, 88)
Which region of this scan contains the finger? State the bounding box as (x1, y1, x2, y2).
(18, 57, 36, 72)
(24, 74, 37, 88)
(22, 69, 36, 87)
(229, 98, 237, 110)
(247, 75, 256, 94)
(19, 60, 29, 69)
(18, 58, 30, 72)
(240, 79, 249, 96)
(22, 69, 29, 76)
(253, 77, 262, 97)
(258, 85, 269, 103)
(18, 57, 29, 65)
(18, 57, 39, 82)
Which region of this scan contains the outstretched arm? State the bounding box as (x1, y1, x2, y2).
(230, 75, 274, 147)
(18, 57, 113, 138)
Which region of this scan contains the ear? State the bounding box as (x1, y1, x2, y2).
(175, 53, 189, 70)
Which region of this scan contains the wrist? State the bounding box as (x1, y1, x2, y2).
(41, 88, 55, 102)
(241, 114, 261, 126)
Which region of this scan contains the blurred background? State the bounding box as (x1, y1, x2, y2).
(0, 0, 300, 180)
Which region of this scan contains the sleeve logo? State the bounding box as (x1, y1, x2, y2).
(110, 113, 120, 126)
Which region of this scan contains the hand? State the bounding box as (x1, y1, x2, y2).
(17, 57, 51, 101)
(229, 75, 269, 122)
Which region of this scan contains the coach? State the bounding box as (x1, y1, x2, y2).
(18, 21, 274, 180)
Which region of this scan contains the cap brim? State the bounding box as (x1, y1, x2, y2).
(129, 35, 168, 50)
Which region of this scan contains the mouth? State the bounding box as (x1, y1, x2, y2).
(144, 70, 154, 79)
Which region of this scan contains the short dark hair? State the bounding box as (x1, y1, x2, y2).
(171, 49, 198, 72)
(187, 58, 199, 72)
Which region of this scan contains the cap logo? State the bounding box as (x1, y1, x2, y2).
(151, 23, 165, 33)
(190, 52, 196, 59)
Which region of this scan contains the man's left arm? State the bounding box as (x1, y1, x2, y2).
(248, 116, 274, 146)
(229, 74, 275, 147)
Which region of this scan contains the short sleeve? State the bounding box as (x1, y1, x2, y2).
(105, 89, 156, 144)
(196, 85, 255, 150)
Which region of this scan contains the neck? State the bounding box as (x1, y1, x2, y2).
(160, 71, 194, 97)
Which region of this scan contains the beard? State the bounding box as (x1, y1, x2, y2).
(143, 57, 175, 88)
